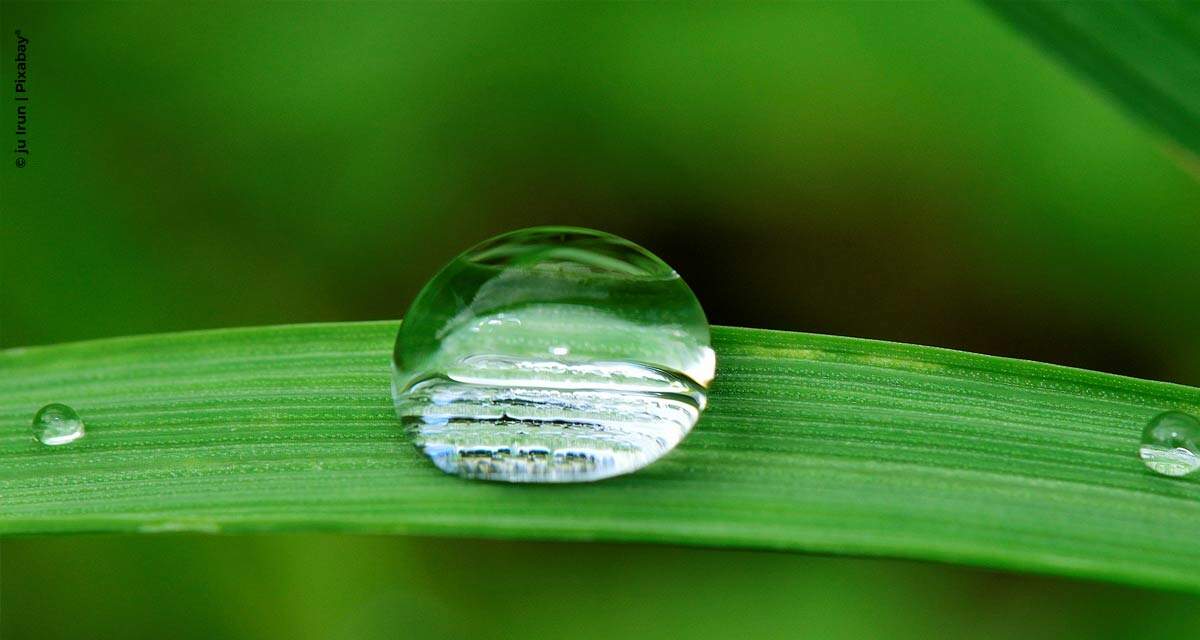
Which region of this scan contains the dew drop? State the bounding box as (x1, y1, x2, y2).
(1139, 411, 1200, 477)
(32, 403, 86, 446)
(392, 226, 715, 482)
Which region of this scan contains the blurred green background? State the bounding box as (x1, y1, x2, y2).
(3, 2, 1199, 638)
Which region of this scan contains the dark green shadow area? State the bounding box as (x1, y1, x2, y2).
(4, 534, 1200, 640)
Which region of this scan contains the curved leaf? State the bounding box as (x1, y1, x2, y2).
(2, 323, 1199, 592)
(982, 1, 1200, 159)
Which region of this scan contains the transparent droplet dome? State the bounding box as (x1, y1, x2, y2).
(392, 226, 715, 482)
(1139, 411, 1200, 477)
(32, 403, 86, 446)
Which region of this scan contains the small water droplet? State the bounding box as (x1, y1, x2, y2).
(392, 226, 714, 482)
(1139, 411, 1200, 477)
(32, 403, 85, 446)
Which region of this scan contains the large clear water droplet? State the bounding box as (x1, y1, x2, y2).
(1139, 411, 1200, 477)
(392, 226, 715, 482)
(32, 403, 86, 446)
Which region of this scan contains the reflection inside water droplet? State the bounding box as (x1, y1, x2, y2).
(392, 226, 714, 483)
(32, 403, 86, 446)
(1139, 411, 1200, 477)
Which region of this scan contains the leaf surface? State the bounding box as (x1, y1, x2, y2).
(2, 322, 1199, 591)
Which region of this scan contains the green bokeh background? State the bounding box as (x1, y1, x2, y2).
(3, 2, 1199, 638)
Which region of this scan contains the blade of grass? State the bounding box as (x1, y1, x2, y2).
(2, 322, 1199, 592)
(981, 1, 1200, 160)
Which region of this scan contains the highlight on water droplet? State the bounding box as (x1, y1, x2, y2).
(32, 403, 86, 446)
(1139, 410, 1200, 477)
(392, 226, 715, 483)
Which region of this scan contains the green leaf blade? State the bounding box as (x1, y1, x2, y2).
(981, 0, 1200, 159)
(2, 322, 1199, 592)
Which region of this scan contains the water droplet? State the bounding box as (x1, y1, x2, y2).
(32, 403, 85, 446)
(1139, 411, 1200, 477)
(392, 226, 715, 482)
